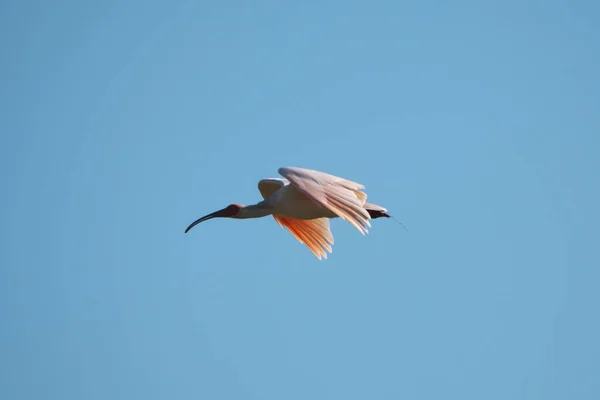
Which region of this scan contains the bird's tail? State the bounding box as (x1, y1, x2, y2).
(365, 202, 408, 230)
(364, 202, 390, 219)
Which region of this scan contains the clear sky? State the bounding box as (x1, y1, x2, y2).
(1, 1, 599, 399)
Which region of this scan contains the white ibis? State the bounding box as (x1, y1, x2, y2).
(185, 167, 395, 259)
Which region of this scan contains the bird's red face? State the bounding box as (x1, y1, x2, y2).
(223, 204, 241, 217)
(184, 203, 241, 233)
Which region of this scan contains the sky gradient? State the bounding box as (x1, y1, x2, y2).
(1, 1, 599, 399)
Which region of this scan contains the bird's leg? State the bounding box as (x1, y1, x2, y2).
(366, 209, 390, 219)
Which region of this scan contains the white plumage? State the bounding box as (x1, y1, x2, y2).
(186, 166, 391, 259)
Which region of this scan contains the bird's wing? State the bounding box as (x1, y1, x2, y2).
(260, 177, 334, 258)
(257, 178, 289, 200)
(278, 167, 371, 235)
(273, 215, 334, 259)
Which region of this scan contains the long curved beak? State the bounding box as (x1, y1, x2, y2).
(184, 208, 230, 233)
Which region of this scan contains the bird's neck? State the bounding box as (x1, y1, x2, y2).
(235, 202, 273, 219)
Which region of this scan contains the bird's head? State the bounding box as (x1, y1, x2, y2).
(184, 204, 243, 233)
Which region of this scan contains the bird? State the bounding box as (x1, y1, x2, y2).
(185, 166, 394, 259)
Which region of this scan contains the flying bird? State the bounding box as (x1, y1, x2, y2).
(185, 166, 394, 259)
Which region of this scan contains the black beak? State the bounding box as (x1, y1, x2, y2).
(184, 208, 230, 233)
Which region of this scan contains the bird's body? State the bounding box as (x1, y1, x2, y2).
(261, 180, 337, 220)
(185, 167, 393, 259)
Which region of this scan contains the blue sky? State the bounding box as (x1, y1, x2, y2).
(1, 0, 599, 399)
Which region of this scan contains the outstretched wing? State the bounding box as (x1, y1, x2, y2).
(257, 178, 288, 200)
(278, 167, 371, 235)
